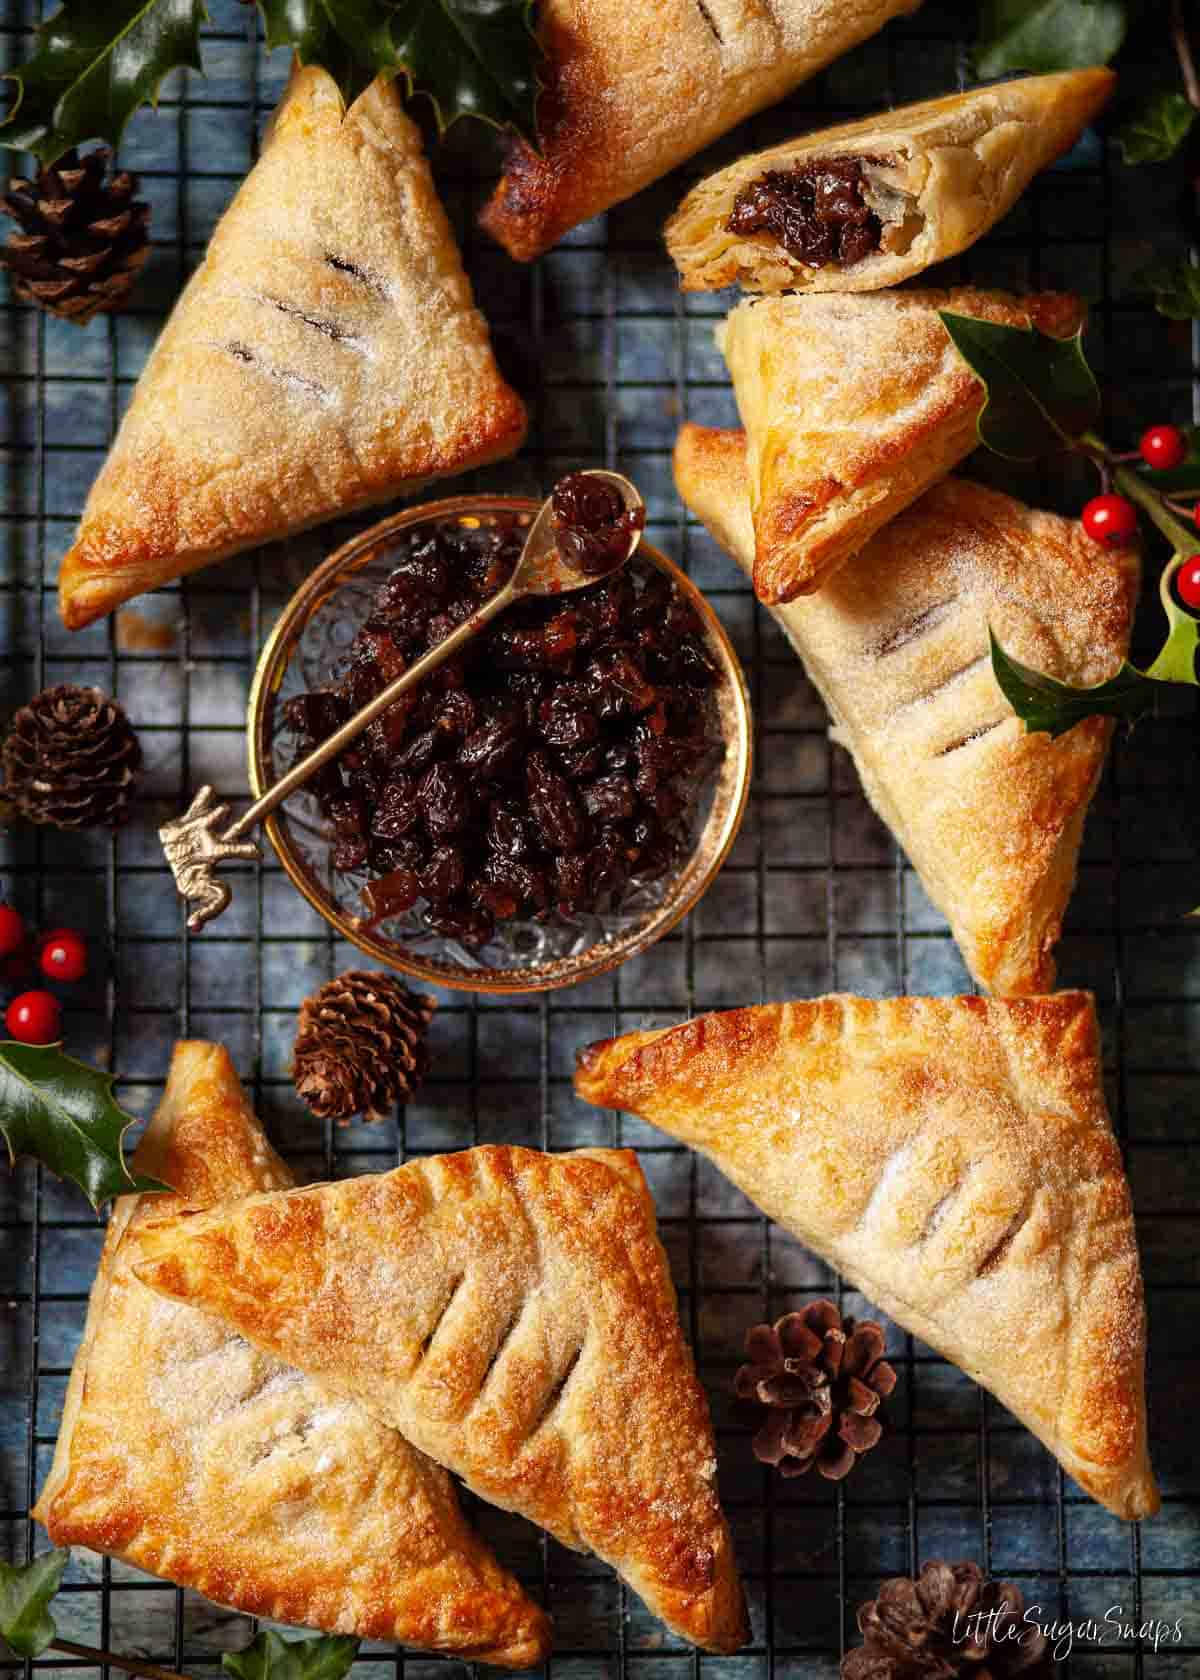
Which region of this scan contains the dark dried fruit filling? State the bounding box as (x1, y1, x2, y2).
(282, 511, 724, 952)
(552, 471, 645, 577)
(727, 157, 882, 269)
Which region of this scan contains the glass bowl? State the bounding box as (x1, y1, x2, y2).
(247, 495, 752, 994)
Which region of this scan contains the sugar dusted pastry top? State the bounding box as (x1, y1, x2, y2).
(576, 992, 1159, 1522)
(673, 428, 1138, 995)
(480, 0, 922, 261)
(34, 1043, 552, 1669)
(667, 69, 1115, 292)
(132, 1144, 749, 1656)
(58, 66, 525, 630)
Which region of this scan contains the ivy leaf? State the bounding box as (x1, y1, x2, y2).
(1138, 260, 1200, 320)
(974, 0, 1127, 76)
(1, 0, 207, 166)
(1116, 91, 1197, 165)
(940, 312, 1100, 459)
(0, 1042, 167, 1210)
(223, 1631, 360, 1680)
(0, 1549, 69, 1660)
(989, 632, 1169, 738)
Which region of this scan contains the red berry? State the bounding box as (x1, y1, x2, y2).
(0, 905, 25, 960)
(1139, 424, 1188, 472)
(6, 990, 61, 1045)
(1081, 494, 1139, 547)
(1176, 556, 1200, 612)
(39, 928, 88, 983)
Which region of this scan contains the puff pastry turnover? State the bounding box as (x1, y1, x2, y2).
(33, 1043, 550, 1668)
(575, 991, 1159, 1522)
(58, 66, 526, 631)
(673, 426, 1138, 995)
(667, 70, 1115, 292)
(719, 287, 1085, 603)
(479, 0, 922, 261)
(132, 1144, 748, 1655)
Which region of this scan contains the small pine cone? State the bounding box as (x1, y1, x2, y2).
(1, 148, 150, 324)
(734, 1298, 896, 1480)
(293, 970, 436, 1123)
(842, 1561, 1051, 1680)
(3, 684, 142, 829)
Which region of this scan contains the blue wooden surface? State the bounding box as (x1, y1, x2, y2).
(1, 1, 1198, 1674)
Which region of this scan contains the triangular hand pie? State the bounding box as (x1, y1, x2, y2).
(34, 1043, 550, 1668)
(575, 991, 1159, 1522)
(674, 426, 1138, 995)
(132, 1145, 749, 1654)
(718, 287, 1085, 603)
(479, 0, 921, 261)
(667, 70, 1114, 292)
(58, 67, 526, 630)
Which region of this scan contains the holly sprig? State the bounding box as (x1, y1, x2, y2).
(1, 0, 541, 168)
(1, 1550, 359, 1680)
(940, 309, 1199, 738)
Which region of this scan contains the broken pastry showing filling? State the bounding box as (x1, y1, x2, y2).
(725, 156, 920, 271)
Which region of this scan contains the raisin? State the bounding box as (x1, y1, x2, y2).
(527, 750, 587, 853)
(362, 868, 419, 922)
(419, 844, 466, 904)
(371, 774, 420, 839)
(419, 762, 471, 838)
(582, 773, 637, 824)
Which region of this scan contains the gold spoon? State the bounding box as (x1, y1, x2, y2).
(160, 471, 647, 932)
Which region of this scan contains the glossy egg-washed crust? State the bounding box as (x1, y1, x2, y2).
(34, 1044, 551, 1668)
(132, 1145, 749, 1655)
(58, 67, 525, 631)
(479, 0, 922, 261)
(575, 993, 1159, 1521)
(673, 426, 1138, 996)
(719, 287, 1085, 604)
(667, 69, 1115, 292)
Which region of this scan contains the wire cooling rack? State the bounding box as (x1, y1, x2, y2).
(2, 2, 1199, 1677)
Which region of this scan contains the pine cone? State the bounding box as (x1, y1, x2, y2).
(3, 684, 142, 829)
(734, 1298, 896, 1480)
(293, 970, 436, 1123)
(1, 148, 150, 323)
(842, 1561, 1051, 1680)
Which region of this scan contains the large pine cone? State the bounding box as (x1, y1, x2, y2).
(293, 971, 436, 1123)
(843, 1561, 1051, 1680)
(3, 685, 142, 829)
(1, 149, 150, 323)
(734, 1298, 896, 1480)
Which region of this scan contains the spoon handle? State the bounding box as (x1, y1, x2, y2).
(228, 577, 518, 839)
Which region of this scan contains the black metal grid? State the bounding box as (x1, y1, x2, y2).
(2, 2, 1199, 1678)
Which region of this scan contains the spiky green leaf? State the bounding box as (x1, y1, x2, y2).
(223, 1631, 360, 1680)
(940, 312, 1100, 460)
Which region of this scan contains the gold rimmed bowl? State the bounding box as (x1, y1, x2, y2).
(248, 494, 752, 994)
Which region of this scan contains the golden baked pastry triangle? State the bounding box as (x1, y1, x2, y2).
(34, 1043, 551, 1668)
(719, 287, 1085, 603)
(667, 70, 1115, 292)
(58, 67, 526, 630)
(575, 991, 1160, 1522)
(480, 0, 922, 261)
(673, 426, 1138, 995)
(132, 1144, 749, 1655)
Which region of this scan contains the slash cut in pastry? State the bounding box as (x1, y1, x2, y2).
(575, 991, 1160, 1522)
(718, 286, 1084, 603)
(34, 1043, 550, 1668)
(479, 0, 922, 261)
(667, 70, 1115, 293)
(58, 67, 526, 631)
(673, 427, 1138, 995)
(133, 1145, 749, 1655)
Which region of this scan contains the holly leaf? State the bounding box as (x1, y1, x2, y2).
(1, 0, 207, 166)
(989, 632, 1170, 738)
(0, 1549, 69, 1659)
(261, 0, 541, 137)
(223, 1631, 360, 1680)
(0, 1042, 167, 1210)
(1116, 91, 1197, 165)
(940, 311, 1100, 459)
(1138, 260, 1200, 320)
(974, 0, 1127, 76)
